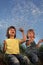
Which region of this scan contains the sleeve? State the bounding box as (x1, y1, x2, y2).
(17, 39, 21, 44)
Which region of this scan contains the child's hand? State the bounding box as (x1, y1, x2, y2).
(38, 39, 43, 43)
(19, 28, 24, 32)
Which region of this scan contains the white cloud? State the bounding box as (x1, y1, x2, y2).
(0, 20, 9, 29)
(30, 2, 43, 15)
(32, 8, 43, 15)
(0, 0, 43, 30)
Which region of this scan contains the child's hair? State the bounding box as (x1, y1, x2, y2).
(6, 26, 16, 38)
(27, 29, 35, 39)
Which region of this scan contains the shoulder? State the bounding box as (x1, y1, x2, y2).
(3, 40, 6, 43)
(3, 40, 7, 46)
(15, 38, 20, 41)
(33, 41, 36, 44)
(15, 38, 21, 44)
(33, 41, 36, 46)
(4, 39, 9, 43)
(32, 41, 36, 46)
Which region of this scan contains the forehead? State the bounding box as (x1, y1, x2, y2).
(28, 31, 34, 34)
(9, 28, 15, 30)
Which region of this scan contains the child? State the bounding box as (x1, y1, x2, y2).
(25, 29, 41, 65)
(3, 26, 28, 65)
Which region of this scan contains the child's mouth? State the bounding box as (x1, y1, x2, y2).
(12, 32, 14, 33)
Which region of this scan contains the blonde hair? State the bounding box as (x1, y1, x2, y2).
(27, 29, 35, 38)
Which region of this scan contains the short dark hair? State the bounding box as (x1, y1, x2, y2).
(6, 26, 16, 38)
(27, 29, 35, 38)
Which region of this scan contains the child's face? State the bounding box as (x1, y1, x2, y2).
(9, 28, 16, 37)
(27, 31, 34, 39)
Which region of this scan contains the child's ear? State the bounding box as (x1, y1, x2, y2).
(9, 31, 10, 34)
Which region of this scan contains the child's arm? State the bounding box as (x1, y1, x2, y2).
(36, 39, 43, 48)
(3, 40, 7, 53)
(19, 28, 26, 44)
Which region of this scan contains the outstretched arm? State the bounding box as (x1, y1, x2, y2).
(36, 39, 43, 48)
(19, 28, 26, 44)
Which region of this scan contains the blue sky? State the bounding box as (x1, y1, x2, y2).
(0, 0, 43, 45)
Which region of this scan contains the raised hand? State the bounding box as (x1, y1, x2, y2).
(19, 28, 24, 32)
(38, 39, 43, 43)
